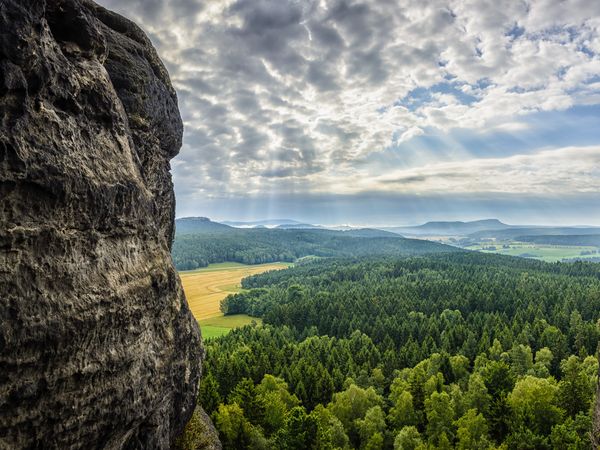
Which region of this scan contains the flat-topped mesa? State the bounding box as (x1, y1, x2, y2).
(0, 0, 206, 447)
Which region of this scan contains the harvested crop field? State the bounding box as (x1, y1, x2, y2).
(179, 262, 290, 321)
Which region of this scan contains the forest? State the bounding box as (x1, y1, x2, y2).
(179, 253, 600, 450)
(516, 235, 600, 247)
(171, 228, 457, 271)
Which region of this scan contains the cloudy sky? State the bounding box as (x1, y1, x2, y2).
(97, 0, 600, 225)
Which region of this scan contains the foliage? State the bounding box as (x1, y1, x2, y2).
(196, 253, 599, 449)
(393, 427, 422, 450)
(172, 228, 457, 270)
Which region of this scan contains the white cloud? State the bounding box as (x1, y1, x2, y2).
(96, 0, 600, 202)
(369, 145, 600, 195)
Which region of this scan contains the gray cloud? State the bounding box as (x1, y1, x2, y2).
(95, 0, 600, 220)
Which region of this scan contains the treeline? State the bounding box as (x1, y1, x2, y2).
(517, 234, 600, 247)
(171, 229, 457, 271)
(222, 255, 600, 362)
(563, 256, 600, 263)
(174, 253, 600, 449)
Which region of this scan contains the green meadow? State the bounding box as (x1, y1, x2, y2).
(198, 314, 262, 339)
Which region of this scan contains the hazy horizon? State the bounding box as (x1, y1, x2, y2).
(174, 191, 600, 227)
(176, 206, 600, 229)
(97, 0, 600, 226)
(174, 194, 600, 227)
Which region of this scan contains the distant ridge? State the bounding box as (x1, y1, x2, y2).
(222, 219, 303, 227)
(340, 228, 399, 238)
(171, 221, 461, 270)
(421, 219, 508, 229)
(175, 217, 233, 233)
(276, 223, 322, 229)
(383, 219, 512, 236)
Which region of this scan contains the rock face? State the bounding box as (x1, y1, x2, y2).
(0, 0, 204, 448)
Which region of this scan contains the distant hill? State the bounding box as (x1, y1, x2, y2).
(171, 227, 461, 271)
(339, 228, 399, 238)
(276, 223, 322, 229)
(222, 219, 303, 227)
(384, 219, 512, 236)
(175, 217, 233, 234)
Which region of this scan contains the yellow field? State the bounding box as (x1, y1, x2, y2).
(179, 262, 290, 321)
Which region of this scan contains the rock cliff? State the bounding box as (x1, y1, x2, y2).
(0, 0, 206, 447)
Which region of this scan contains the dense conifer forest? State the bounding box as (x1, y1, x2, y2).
(192, 253, 599, 449)
(172, 229, 458, 270)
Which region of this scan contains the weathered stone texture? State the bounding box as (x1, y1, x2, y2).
(0, 0, 203, 447)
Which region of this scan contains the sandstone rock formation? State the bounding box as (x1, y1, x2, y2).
(174, 406, 222, 450)
(0, 0, 207, 447)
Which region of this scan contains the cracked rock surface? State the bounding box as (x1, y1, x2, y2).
(0, 0, 205, 447)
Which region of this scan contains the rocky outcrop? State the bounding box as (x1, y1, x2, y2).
(0, 0, 204, 448)
(174, 406, 222, 450)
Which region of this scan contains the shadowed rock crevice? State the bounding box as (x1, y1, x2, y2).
(0, 0, 211, 448)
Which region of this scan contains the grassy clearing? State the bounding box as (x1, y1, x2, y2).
(199, 314, 262, 339)
(200, 325, 231, 339)
(200, 314, 263, 328)
(180, 262, 290, 321)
